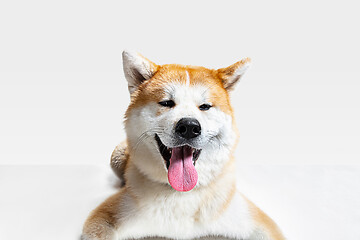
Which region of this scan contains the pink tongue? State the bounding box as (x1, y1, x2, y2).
(168, 146, 198, 192)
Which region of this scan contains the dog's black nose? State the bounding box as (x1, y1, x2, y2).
(175, 118, 201, 139)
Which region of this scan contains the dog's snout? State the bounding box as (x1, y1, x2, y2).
(175, 118, 201, 139)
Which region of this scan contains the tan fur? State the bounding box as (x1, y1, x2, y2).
(245, 197, 286, 240)
(217, 58, 251, 91)
(83, 53, 285, 240)
(83, 190, 124, 240)
(126, 64, 234, 117)
(109, 143, 285, 240)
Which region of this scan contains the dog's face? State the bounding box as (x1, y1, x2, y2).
(123, 51, 250, 192)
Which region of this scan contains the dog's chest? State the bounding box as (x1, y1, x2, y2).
(118, 192, 206, 239)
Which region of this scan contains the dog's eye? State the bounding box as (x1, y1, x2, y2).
(159, 100, 175, 108)
(199, 104, 212, 111)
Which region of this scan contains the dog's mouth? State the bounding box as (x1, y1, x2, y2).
(155, 134, 201, 192)
(155, 134, 201, 169)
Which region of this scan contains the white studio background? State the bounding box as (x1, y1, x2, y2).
(1, 1, 360, 240)
(1, 0, 359, 166)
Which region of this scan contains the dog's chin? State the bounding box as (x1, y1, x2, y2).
(154, 134, 202, 170)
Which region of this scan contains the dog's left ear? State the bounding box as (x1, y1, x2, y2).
(216, 58, 251, 91)
(122, 50, 159, 94)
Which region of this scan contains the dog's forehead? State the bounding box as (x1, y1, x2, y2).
(157, 65, 221, 99)
(154, 66, 233, 115)
(163, 74, 210, 104)
(170, 83, 207, 101)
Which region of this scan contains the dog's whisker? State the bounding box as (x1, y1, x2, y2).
(130, 128, 166, 157)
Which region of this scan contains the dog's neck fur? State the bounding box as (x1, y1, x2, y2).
(123, 153, 237, 223)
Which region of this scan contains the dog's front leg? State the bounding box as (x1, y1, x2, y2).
(81, 191, 124, 240)
(245, 199, 286, 240)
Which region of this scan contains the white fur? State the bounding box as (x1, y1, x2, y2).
(231, 61, 250, 82)
(116, 182, 258, 239)
(120, 82, 270, 239)
(223, 60, 251, 89)
(126, 83, 235, 187)
(122, 50, 155, 94)
(82, 54, 278, 240)
(185, 70, 190, 86)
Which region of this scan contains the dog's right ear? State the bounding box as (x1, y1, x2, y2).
(122, 50, 159, 94)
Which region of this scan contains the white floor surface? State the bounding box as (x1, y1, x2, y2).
(1, 165, 359, 240)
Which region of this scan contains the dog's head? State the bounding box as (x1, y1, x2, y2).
(123, 51, 250, 192)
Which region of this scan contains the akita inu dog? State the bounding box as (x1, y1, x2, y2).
(82, 51, 285, 240)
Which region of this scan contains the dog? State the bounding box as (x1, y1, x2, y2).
(81, 51, 285, 240)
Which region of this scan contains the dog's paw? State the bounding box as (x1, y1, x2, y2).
(80, 234, 92, 240)
(81, 224, 118, 240)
